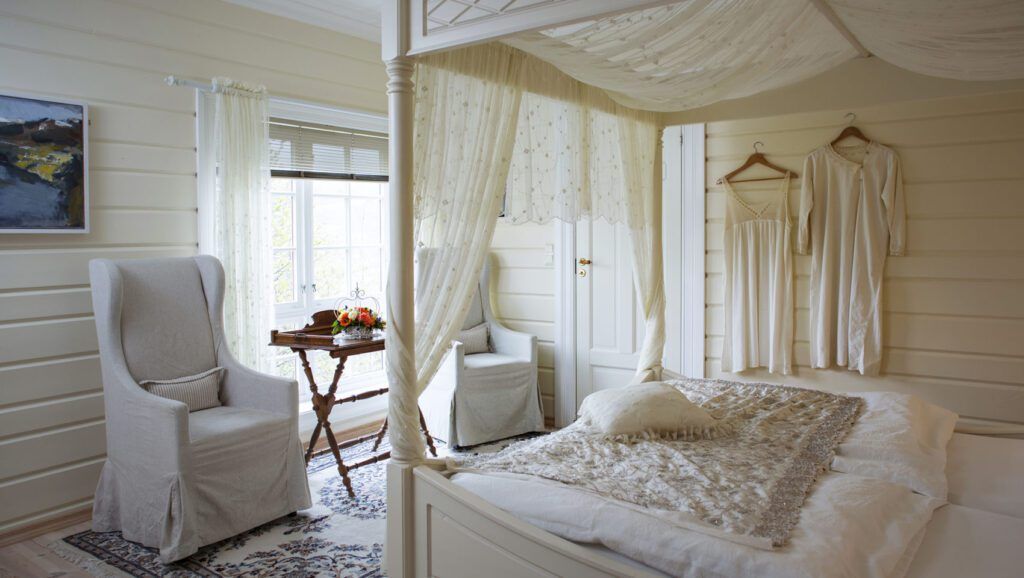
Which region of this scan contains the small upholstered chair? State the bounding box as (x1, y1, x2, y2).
(419, 251, 546, 448)
(88, 256, 310, 563)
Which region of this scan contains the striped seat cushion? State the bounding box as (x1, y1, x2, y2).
(140, 367, 223, 412)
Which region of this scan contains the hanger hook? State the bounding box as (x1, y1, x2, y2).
(845, 112, 857, 126)
(752, 141, 764, 154)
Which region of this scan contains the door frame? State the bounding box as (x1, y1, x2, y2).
(552, 124, 705, 427)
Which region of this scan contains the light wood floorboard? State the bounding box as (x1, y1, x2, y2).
(0, 521, 92, 578)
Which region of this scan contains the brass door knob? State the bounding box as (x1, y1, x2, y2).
(578, 258, 592, 265)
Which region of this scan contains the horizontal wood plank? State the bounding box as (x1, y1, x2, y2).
(0, 422, 106, 481)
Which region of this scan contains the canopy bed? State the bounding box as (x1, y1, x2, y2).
(378, 1, 1024, 576)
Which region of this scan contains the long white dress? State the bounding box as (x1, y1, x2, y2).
(797, 141, 905, 376)
(722, 176, 793, 375)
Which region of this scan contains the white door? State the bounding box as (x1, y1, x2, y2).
(557, 125, 700, 421)
(574, 217, 645, 402)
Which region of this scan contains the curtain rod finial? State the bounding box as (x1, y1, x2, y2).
(165, 75, 179, 87)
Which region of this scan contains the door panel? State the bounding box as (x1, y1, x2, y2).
(575, 218, 643, 404)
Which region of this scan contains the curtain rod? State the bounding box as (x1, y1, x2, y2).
(165, 75, 213, 91)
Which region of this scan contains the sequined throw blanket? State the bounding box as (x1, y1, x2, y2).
(455, 379, 863, 549)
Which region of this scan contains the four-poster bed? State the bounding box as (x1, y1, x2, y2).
(379, 1, 1024, 576)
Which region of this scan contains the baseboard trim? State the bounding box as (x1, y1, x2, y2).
(0, 505, 92, 549)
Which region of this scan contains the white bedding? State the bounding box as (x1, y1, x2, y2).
(451, 470, 942, 578)
(449, 390, 1024, 577)
(564, 502, 1024, 578)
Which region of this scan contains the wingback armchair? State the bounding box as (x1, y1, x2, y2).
(419, 251, 546, 448)
(88, 256, 310, 563)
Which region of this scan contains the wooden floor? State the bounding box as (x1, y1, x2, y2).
(0, 521, 94, 578)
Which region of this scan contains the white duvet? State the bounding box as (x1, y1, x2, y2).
(450, 391, 957, 578)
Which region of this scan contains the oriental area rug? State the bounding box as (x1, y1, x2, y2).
(47, 436, 533, 578)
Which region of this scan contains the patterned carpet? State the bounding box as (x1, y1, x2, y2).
(52, 438, 392, 578)
(49, 434, 539, 577)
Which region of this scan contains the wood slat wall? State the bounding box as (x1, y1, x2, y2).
(703, 90, 1024, 426)
(0, 0, 386, 535)
(489, 222, 557, 421)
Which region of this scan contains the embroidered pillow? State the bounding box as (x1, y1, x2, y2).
(578, 382, 728, 441)
(140, 367, 224, 412)
(459, 323, 491, 355)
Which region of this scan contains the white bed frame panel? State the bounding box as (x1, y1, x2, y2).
(412, 463, 660, 578)
(381, 2, 677, 576)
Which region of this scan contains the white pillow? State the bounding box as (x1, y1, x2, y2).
(831, 392, 958, 499)
(577, 382, 728, 441)
(140, 367, 223, 412)
(459, 323, 491, 355)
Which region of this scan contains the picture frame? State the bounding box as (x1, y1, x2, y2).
(0, 92, 89, 234)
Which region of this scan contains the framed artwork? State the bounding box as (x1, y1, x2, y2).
(0, 93, 89, 233)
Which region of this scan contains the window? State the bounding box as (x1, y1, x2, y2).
(267, 116, 389, 403)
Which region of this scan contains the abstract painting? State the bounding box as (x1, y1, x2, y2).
(0, 94, 88, 233)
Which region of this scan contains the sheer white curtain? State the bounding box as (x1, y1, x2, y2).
(211, 77, 273, 370)
(388, 46, 666, 460)
(618, 113, 665, 383)
(385, 47, 524, 458)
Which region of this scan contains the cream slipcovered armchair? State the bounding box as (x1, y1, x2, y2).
(419, 251, 546, 448)
(88, 256, 310, 562)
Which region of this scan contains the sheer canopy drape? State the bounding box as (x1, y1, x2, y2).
(385, 46, 526, 458)
(506, 0, 1024, 112)
(211, 77, 273, 371)
(385, 45, 666, 457)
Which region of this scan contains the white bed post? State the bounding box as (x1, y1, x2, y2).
(383, 1, 421, 577)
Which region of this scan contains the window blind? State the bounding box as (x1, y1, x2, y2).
(269, 118, 388, 180)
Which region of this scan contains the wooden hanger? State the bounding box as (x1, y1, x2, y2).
(831, 112, 870, 146)
(716, 141, 798, 185)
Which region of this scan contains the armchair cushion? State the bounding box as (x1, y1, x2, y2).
(463, 353, 529, 373)
(189, 406, 288, 446)
(460, 323, 492, 354)
(141, 367, 223, 412)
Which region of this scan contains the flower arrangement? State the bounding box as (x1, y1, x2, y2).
(331, 305, 386, 340)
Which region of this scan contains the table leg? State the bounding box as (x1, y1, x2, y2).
(419, 408, 438, 457)
(372, 417, 388, 452)
(324, 423, 354, 498)
(304, 421, 322, 464)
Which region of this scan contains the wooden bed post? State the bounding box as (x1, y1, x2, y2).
(383, 2, 420, 577)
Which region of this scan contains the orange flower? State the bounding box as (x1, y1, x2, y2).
(358, 312, 373, 326)
(338, 312, 352, 327)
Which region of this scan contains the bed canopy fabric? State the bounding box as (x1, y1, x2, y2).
(385, 44, 664, 459)
(506, 0, 1024, 112)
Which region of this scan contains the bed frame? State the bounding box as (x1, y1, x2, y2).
(380, 2, 679, 576)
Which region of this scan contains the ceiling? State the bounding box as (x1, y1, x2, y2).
(224, 0, 384, 42)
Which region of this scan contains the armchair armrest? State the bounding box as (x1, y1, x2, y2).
(218, 350, 299, 419)
(489, 322, 536, 365)
(102, 355, 190, 470)
(422, 341, 464, 401)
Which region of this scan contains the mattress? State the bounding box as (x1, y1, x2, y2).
(945, 433, 1024, 518)
(902, 504, 1024, 578)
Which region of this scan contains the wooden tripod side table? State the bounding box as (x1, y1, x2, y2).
(270, 311, 437, 497)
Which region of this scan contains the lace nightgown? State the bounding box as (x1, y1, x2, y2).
(722, 176, 793, 375)
(797, 142, 905, 376)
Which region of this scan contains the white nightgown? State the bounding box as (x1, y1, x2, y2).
(722, 176, 793, 375)
(797, 141, 905, 376)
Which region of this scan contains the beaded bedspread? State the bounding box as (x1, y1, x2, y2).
(454, 378, 863, 549)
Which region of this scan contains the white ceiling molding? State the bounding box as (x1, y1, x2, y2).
(223, 0, 383, 43)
